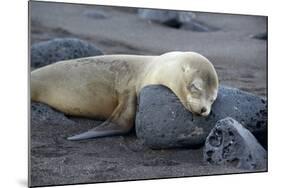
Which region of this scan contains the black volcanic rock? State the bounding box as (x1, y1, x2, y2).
(135, 85, 267, 149)
(203, 117, 267, 170)
(31, 38, 103, 68)
(137, 9, 219, 32)
(252, 32, 267, 40)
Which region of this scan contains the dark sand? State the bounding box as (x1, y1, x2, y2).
(29, 2, 267, 187)
(31, 114, 256, 187)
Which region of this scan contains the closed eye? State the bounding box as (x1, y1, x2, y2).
(190, 83, 201, 93)
(189, 84, 202, 97)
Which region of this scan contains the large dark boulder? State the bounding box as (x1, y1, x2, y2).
(135, 85, 267, 149)
(31, 38, 103, 68)
(203, 117, 267, 170)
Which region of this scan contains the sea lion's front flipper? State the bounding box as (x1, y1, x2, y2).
(67, 91, 136, 141)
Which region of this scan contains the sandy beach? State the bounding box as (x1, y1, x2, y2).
(29, 1, 267, 187)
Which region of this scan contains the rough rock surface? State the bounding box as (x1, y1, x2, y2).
(137, 9, 218, 32)
(135, 85, 267, 149)
(203, 117, 267, 170)
(31, 38, 103, 68)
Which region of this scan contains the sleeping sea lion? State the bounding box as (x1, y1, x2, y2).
(31, 51, 219, 140)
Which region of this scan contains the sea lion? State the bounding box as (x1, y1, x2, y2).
(31, 51, 219, 141)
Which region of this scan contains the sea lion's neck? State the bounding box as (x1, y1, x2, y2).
(137, 60, 188, 109)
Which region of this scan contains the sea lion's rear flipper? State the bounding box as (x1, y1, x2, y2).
(67, 91, 136, 141)
(67, 122, 128, 141)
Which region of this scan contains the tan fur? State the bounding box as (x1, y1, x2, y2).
(31, 51, 219, 140)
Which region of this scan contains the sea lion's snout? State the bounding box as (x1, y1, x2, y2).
(199, 106, 210, 116)
(186, 101, 211, 117)
(201, 107, 207, 114)
(193, 106, 210, 117)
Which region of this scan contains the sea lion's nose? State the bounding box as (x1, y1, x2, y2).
(201, 107, 207, 114)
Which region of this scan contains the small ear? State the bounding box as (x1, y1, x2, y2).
(181, 64, 191, 73)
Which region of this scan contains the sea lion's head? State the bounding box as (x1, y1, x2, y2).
(141, 51, 219, 116)
(180, 52, 219, 116)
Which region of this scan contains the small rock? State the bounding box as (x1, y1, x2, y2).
(138, 9, 180, 25)
(138, 9, 194, 29)
(203, 117, 267, 170)
(181, 20, 219, 32)
(83, 9, 109, 19)
(137, 9, 218, 32)
(135, 85, 267, 149)
(251, 32, 267, 40)
(31, 38, 103, 68)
